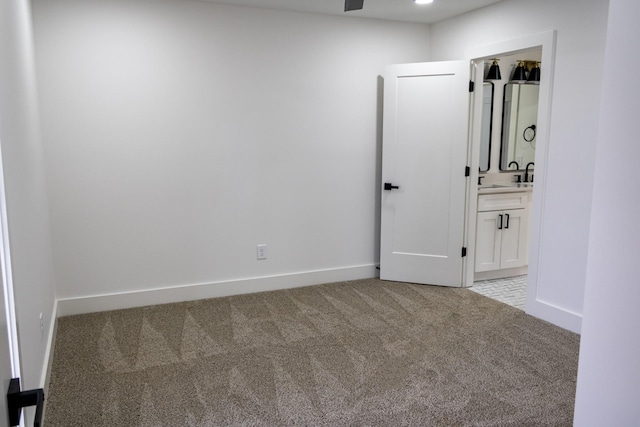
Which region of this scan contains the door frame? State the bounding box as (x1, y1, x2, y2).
(0, 137, 23, 424)
(462, 31, 557, 315)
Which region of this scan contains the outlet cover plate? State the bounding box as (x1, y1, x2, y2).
(257, 244, 267, 260)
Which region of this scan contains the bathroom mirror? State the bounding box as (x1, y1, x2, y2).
(500, 83, 539, 170)
(479, 82, 493, 172)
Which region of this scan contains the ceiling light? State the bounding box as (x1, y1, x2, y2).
(415, 0, 434, 4)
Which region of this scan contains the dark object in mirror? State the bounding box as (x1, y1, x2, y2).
(486, 59, 501, 80)
(523, 124, 536, 142)
(479, 82, 494, 172)
(527, 62, 541, 84)
(512, 60, 527, 83)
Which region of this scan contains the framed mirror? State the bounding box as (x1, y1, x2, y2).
(479, 82, 494, 172)
(500, 83, 539, 170)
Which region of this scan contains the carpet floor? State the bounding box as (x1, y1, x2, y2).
(44, 278, 579, 426)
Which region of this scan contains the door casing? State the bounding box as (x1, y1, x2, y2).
(462, 31, 558, 320)
(0, 138, 23, 426)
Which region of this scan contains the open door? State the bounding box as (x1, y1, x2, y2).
(2, 276, 17, 426)
(380, 61, 470, 287)
(1, 231, 21, 426)
(1, 140, 35, 426)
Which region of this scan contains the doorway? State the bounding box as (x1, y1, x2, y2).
(470, 48, 541, 310)
(377, 30, 557, 315)
(463, 31, 557, 316)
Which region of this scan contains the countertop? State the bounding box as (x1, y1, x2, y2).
(477, 183, 534, 194)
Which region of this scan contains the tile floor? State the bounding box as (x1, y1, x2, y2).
(469, 275, 527, 310)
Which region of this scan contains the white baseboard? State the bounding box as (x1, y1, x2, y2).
(473, 266, 528, 281)
(56, 264, 379, 317)
(39, 299, 58, 426)
(526, 298, 582, 334)
(40, 301, 58, 388)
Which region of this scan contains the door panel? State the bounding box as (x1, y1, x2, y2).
(2, 273, 16, 426)
(380, 61, 470, 286)
(1, 154, 20, 426)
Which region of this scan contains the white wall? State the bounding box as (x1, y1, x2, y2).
(574, 0, 640, 423)
(32, 0, 430, 308)
(0, 0, 57, 389)
(430, 0, 609, 331)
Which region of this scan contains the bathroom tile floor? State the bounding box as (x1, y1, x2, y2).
(469, 275, 527, 310)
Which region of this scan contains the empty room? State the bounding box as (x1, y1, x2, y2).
(0, 0, 638, 425)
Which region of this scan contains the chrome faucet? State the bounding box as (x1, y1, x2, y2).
(525, 162, 535, 183)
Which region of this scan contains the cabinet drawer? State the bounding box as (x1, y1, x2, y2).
(478, 192, 528, 211)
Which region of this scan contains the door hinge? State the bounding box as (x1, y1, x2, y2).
(461, 247, 467, 257)
(465, 166, 470, 177)
(469, 81, 475, 92)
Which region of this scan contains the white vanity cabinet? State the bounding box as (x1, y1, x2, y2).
(475, 191, 530, 273)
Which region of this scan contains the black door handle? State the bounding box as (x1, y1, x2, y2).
(384, 183, 399, 191)
(7, 378, 44, 427)
(505, 213, 510, 229)
(498, 214, 503, 230)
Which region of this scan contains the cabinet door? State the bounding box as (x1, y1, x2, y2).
(475, 211, 501, 272)
(500, 208, 529, 269)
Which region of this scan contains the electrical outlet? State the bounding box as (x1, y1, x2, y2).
(257, 244, 267, 260)
(39, 312, 44, 342)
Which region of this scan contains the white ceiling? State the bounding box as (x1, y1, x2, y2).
(195, 0, 505, 24)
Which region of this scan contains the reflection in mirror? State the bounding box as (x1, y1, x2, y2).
(500, 83, 539, 170)
(479, 82, 493, 172)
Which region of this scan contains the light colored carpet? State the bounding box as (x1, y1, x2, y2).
(45, 278, 579, 426)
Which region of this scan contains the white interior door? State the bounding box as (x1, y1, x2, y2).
(1, 142, 21, 426)
(1, 257, 21, 427)
(2, 276, 16, 427)
(380, 61, 470, 287)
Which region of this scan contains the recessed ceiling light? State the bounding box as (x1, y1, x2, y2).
(415, 0, 434, 4)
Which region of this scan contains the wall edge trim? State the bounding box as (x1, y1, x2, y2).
(56, 264, 378, 317)
(526, 298, 582, 334)
(40, 300, 57, 387)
